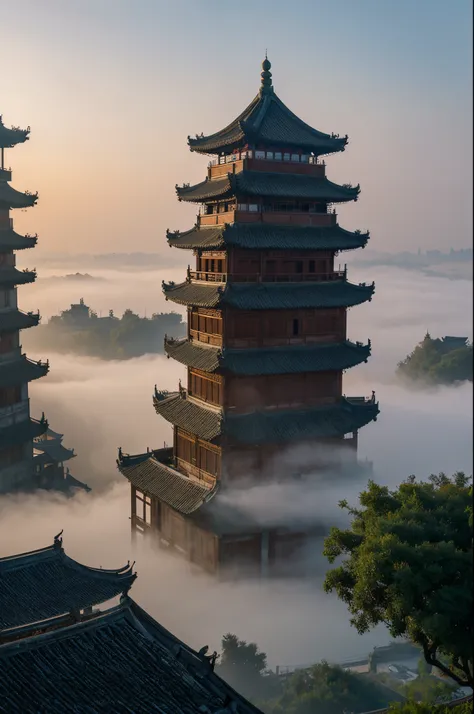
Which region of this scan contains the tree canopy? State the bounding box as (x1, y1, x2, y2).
(388, 701, 472, 713)
(324, 473, 473, 688)
(397, 333, 473, 385)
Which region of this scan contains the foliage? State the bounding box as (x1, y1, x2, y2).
(215, 633, 279, 702)
(397, 333, 473, 385)
(263, 661, 400, 714)
(324, 473, 473, 688)
(25, 306, 185, 360)
(388, 701, 473, 713)
(403, 674, 455, 703)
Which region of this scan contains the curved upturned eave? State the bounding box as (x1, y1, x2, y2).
(166, 223, 370, 252)
(0, 268, 36, 286)
(0, 416, 48, 450)
(187, 90, 347, 156)
(0, 182, 38, 209)
(0, 309, 40, 333)
(164, 337, 371, 375)
(0, 229, 37, 251)
(0, 356, 49, 389)
(176, 171, 360, 204)
(162, 278, 375, 310)
(0, 123, 30, 149)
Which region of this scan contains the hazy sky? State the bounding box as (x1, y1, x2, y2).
(2, 0, 472, 255)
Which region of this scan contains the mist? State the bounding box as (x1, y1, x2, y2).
(1, 260, 472, 670)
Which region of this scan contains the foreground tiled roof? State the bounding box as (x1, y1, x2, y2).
(165, 338, 371, 375)
(0, 540, 135, 631)
(0, 355, 48, 388)
(0, 309, 40, 332)
(0, 416, 48, 450)
(163, 279, 375, 310)
(0, 599, 263, 713)
(188, 86, 346, 156)
(0, 228, 37, 251)
(167, 223, 370, 251)
(0, 182, 37, 209)
(153, 391, 379, 444)
(118, 450, 217, 513)
(177, 171, 359, 203)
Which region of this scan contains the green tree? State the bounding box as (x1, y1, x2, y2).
(388, 702, 472, 713)
(215, 633, 278, 701)
(324, 473, 473, 688)
(264, 661, 399, 714)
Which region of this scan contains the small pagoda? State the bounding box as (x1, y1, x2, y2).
(118, 58, 379, 575)
(0, 114, 87, 494)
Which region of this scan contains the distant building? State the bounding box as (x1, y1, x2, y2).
(118, 58, 379, 575)
(0, 535, 263, 713)
(0, 114, 88, 494)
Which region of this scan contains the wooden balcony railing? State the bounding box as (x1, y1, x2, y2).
(198, 211, 337, 228)
(189, 270, 347, 284)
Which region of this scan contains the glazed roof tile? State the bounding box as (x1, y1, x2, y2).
(177, 170, 359, 203)
(152, 391, 379, 444)
(0, 355, 48, 388)
(0, 309, 40, 332)
(0, 229, 37, 251)
(118, 450, 216, 513)
(0, 541, 135, 631)
(167, 223, 369, 251)
(0, 182, 37, 209)
(188, 87, 346, 156)
(165, 338, 371, 375)
(163, 278, 374, 310)
(0, 417, 48, 450)
(0, 599, 262, 713)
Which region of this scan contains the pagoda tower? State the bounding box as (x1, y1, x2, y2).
(0, 115, 87, 494)
(119, 59, 379, 574)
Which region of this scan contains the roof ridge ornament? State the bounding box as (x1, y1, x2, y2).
(260, 55, 273, 95)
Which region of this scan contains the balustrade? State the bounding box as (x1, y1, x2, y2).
(189, 270, 346, 284)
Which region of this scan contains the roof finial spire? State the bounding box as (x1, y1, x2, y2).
(260, 54, 273, 94)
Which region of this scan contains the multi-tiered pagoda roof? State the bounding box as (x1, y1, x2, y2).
(163, 278, 374, 310)
(167, 223, 370, 251)
(177, 172, 359, 203)
(164, 337, 371, 375)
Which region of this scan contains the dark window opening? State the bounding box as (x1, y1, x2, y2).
(292, 319, 299, 336)
(296, 261, 304, 274)
(309, 260, 315, 273)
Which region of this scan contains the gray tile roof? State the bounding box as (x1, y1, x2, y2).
(0, 266, 36, 286)
(152, 390, 379, 444)
(0, 309, 40, 333)
(165, 338, 371, 375)
(177, 170, 359, 203)
(0, 355, 48, 388)
(0, 541, 135, 631)
(0, 598, 263, 713)
(0, 181, 37, 209)
(188, 88, 346, 156)
(163, 278, 375, 310)
(167, 223, 370, 251)
(118, 450, 217, 513)
(0, 229, 37, 251)
(153, 391, 222, 441)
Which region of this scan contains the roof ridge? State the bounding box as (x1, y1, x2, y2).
(0, 544, 57, 569)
